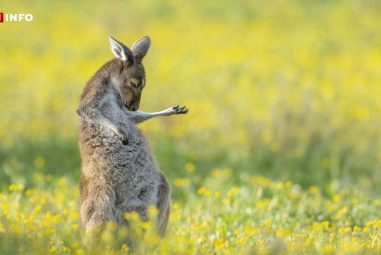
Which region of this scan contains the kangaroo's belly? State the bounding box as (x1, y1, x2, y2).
(79, 121, 161, 219)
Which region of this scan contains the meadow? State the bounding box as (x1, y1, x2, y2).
(0, 0, 380, 254)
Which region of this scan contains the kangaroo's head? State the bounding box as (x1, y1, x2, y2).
(109, 36, 151, 111)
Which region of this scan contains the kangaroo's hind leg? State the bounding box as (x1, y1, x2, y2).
(156, 172, 171, 236)
(80, 177, 117, 233)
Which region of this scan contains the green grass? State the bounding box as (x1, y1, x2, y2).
(0, 0, 381, 253)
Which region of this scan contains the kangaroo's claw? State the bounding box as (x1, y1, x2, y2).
(172, 105, 188, 114)
(121, 135, 129, 145)
(115, 129, 129, 145)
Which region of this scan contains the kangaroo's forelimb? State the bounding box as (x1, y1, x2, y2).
(77, 99, 129, 145)
(125, 105, 188, 124)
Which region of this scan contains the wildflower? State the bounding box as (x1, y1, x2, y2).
(322, 245, 335, 254)
(263, 219, 273, 228)
(256, 199, 270, 209)
(185, 162, 195, 173)
(34, 156, 45, 168)
(244, 226, 260, 236)
(8, 183, 25, 192)
(197, 186, 212, 197)
(227, 187, 240, 198)
(120, 244, 129, 253)
(174, 178, 191, 188)
(276, 228, 291, 238)
(308, 186, 320, 194)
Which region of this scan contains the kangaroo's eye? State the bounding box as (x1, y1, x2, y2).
(131, 82, 138, 88)
(141, 78, 145, 88)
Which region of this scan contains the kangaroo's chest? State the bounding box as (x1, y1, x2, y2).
(100, 93, 125, 124)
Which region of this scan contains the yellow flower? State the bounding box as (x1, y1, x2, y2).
(276, 228, 291, 238)
(227, 187, 240, 198)
(312, 221, 330, 233)
(197, 187, 212, 197)
(214, 238, 228, 251)
(214, 191, 221, 199)
(332, 195, 341, 203)
(8, 183, 25, 192)
(338, 227, 351, 235)
(244, 226, 260, 236)
(263, 219, 273, 228)
(212, 168, 232, 178)
(256, 199, 270, 209)
(174, 178, 191, 188)
(124, 211, 141, 221)
(322, 245, 335, 254)
(185, 163, 195, 173)
(308, 186, 320, 194)
(34, 156, 45, 168)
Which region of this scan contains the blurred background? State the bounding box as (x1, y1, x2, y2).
(0, 0, 380, 197)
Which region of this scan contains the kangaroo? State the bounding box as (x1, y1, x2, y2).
(77, 35, 188, 236)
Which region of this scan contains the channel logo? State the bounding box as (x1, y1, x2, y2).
(0, 11, 33, 23)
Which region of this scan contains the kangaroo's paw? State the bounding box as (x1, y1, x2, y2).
(115, 129, 129, 145)
(171, 105, 189, 114)
(120, 134, 129, 145)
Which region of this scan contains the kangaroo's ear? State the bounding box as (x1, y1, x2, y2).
(131, 36, 151, 62)
(109, 36, 133, 63)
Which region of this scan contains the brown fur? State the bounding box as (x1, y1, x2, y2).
(77, 36, 188, 236)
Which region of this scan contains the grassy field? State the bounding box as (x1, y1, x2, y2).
(0, 0, 380, 254)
